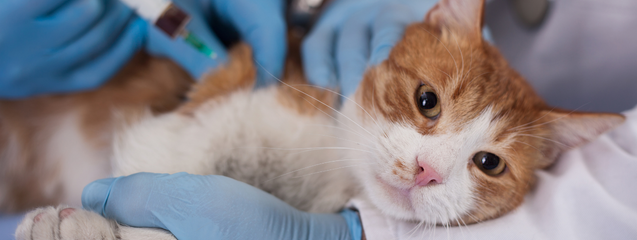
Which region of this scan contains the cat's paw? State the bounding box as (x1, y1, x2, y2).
(15, 206, 120, 240)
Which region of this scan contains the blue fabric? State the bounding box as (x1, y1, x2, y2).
(82, 172, 357, 240)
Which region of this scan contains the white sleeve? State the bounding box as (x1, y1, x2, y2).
(351, 104, 637, 240)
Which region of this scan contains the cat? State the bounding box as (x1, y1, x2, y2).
(9, 0, 625, 239)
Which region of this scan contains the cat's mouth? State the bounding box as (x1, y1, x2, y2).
(374, 176, 417, 209)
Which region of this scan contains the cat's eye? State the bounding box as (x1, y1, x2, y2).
(415, 84, 441, 118)
(473, 152, 506, 176)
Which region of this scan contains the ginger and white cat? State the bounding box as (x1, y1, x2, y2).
(5, 0, 624, 239)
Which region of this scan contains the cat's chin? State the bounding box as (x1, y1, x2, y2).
(367, 175, 474, 225)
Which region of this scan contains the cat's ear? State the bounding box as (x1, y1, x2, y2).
(424, 0, 485, 40)
(537, 110, 625, 168)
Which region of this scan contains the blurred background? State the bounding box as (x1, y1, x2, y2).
(486, 0, 637, 113)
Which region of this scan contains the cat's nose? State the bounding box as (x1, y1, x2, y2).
(415, 161, 442, 186)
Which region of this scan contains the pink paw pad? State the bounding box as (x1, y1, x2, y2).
(59, 208, 76, 220)
(33, 213, 45, 223)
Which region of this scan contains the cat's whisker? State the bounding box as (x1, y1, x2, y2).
(509, 107, 555, 131)
(455, 218, 470, 240)
(304, 124, 376, 146)
(466, 71, 490, 86)
(459, 53, 478, 94)
(265, 158, 368, 182)
(517, 133, 569, 148)
(421, 27, 459, 79)
(286, 83, 385, 132)
(290, 164, 372, 179)
(406, 220, 425, 239)
(372, 79, 381, 125)
(464, 211, 482, 224)
(315, 134, 377, 151)
(459, 217, 477, 240)
(513, 140, 547, 159)
(453, 33, 465, 85)
(512, 104, 588, 132)
(445, 221, 451, 240)
(235, 146, 376, 155)
(293, 91, 378, 140)
(256, 61, 378, 139)
(437, 67, 452, 81)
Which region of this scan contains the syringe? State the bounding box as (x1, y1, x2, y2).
(120, 0, 217, 59)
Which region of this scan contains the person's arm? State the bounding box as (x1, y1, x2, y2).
(82, 172, 362, 240)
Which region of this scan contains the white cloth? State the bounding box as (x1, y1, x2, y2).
(352, 104, 637, 240)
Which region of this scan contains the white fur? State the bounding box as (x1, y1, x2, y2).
(111, 87, 356, 212)
(19, 86, 357, 238)
(18, 83, 504, 236)
(341, 100, 502, 223)
(0, 111, 111, 210)
(50, 112, 112, 207)
(15, 206, 175, 240)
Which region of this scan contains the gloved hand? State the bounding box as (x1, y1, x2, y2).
(0, 0, 286, 99)
(0, 0, 146, 98)
(82, 172, 362, 240)
(147, 0, 287, 87)
(302, 0, 439, 96)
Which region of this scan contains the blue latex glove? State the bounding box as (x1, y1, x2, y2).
(82, 172, 362, 240)
(0, 0, 146, 98)
(302, 0, 439, 96)
(146, 0, 287, 86)
(0, 0, 286, 99)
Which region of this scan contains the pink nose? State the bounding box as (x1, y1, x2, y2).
(415, 161, 442, 186)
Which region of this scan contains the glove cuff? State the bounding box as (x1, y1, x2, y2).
(339, 208, 363, 240)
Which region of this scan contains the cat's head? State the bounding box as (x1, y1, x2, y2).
(342, 0, 625, 225)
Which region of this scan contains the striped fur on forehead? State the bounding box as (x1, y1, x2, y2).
(359, 23, 547, 135)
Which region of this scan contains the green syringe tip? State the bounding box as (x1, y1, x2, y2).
(183, 31, 217, 59)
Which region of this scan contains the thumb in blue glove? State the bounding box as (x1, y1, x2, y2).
(82, 172, 362, 240)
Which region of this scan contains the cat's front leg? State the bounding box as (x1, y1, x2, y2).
(15, 206, 176, 240)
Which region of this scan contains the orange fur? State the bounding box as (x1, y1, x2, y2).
(0, 53, 192, 213)
(0, 0, 623, 226)
(355, 0, 624, 224)
(0, 37, 336, 213)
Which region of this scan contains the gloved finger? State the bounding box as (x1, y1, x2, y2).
(82, 173, 166, 230)
(4, 0, 73, 19)
(335, 8, 376, 97)
(302, 0, 372, 89)
(368, 4, 418, 66)
(222, 0, 286, 87)
(52, 17, 146, 93)
(45, 0, 136, 72)
(302, 26, 338, 88)
(33, 0, 103, 48)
